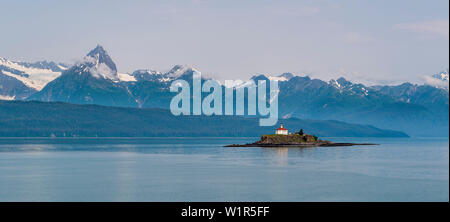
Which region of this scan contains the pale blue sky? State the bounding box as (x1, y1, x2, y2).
(0, 0, 448, 84)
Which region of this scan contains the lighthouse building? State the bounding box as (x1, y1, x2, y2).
(275, 124, 288, 135)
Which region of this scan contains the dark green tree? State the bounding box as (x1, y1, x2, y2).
(298, 129, 304, 135)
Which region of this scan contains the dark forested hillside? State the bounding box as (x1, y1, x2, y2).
(0, 100, 408, 137)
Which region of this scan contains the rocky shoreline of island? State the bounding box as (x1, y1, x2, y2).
(225, 142, 377, 147)
(225, 126, 378, 148)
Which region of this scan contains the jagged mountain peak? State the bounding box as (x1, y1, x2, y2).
(250, 74, 269, 81)
(336, 77, 348, 82)
(329, 77, 353, 88)
(250, 73, 293, 82)
(166, 65, 198, 78)
(424, 69, 449, 89)
(87, 44, 107, 57)
(128, 65, 201, 83)
(267, 73, 294, 82)
(279, 72, 294, 79)
(27, 45, 137, 107)
(432, 69, 449, 81)
(76, 45, 118, 81)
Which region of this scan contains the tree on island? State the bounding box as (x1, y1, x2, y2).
(298, 129, 304, 135)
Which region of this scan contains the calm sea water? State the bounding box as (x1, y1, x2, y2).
(0, 137, 448, 202)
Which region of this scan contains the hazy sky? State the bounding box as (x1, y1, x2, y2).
(1, 0, 448, 85)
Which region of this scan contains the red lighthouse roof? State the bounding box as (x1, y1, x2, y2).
(276, 124, 287, 131)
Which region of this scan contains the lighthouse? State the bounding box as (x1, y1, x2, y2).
(275, 123, 288, 135)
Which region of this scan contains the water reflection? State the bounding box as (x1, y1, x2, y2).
(269, 147, 288, 166)
(262, 147, 318, 166)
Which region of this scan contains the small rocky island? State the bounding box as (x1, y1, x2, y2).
(226, 124, 377, 148)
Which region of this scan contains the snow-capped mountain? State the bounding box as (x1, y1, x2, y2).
(424, 69, 449, 89)
(125, 65, 201, 108)
(0, 57, 67, 90)
(1, 45, 448, 136)
(27, 45, 138, 107)
(129, 69, 162, 82)
(372, 82, 449, 111)
(128, 65, 198, 83)
(329, 77, 369, 96)
(25, 45, 204, 108)
(0, 74, 36, 100)
(0, 57, 68, 99)
(16, 60, 68, 73)
(267, 72, 294, 82)
(166, 65, 199, 79)
(433, 69, 449, 81)
(82, 45, 119, 81)
(251, 73, 294, 82)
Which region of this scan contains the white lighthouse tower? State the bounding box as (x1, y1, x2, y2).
(275, 123, 288, 135)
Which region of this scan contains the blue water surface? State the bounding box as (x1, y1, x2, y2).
(0, 137, 448, 201)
